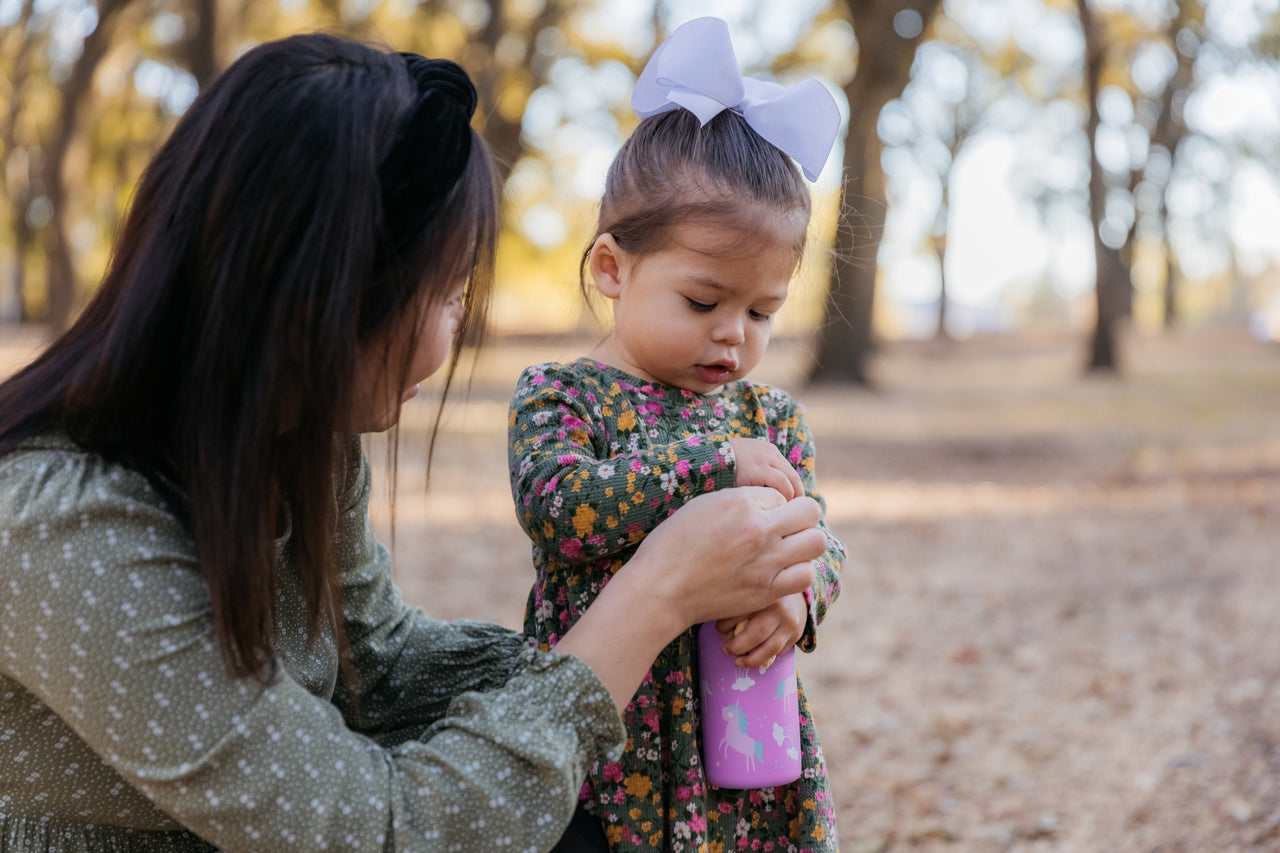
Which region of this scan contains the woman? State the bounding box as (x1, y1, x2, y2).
(0, 33, 823, 852)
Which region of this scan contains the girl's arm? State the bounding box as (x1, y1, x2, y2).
(508, 364, 737, 564)
(781, 399, 846, 652)
(718, 391, 847, 665)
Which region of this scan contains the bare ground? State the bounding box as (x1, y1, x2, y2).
(4, 326, 1278, 851)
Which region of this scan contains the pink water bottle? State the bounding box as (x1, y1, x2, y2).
(697, 620, 802, 788)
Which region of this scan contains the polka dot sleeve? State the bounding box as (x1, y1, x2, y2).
(0, 437, 625, 852)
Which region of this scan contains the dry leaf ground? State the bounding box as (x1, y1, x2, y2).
(3, 326, 1277, 851)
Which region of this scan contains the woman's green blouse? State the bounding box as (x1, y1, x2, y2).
(0, 433, 624, 852)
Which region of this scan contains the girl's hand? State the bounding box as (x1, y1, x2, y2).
(714, 591, 809, 669)
(729, 437, 804, 500)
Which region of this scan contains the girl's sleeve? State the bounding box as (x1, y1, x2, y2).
(764, 391, 847, 653)
(0, 448, 624, 852)
(507, 364, 738, 564)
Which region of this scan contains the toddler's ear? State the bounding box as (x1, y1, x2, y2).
(589, 234, 626, 299)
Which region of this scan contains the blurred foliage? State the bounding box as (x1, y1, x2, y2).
(1, 0, 1279, 372)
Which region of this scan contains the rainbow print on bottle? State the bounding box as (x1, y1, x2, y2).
(697, 620, 802, 789)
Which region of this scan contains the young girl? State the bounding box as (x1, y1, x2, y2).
(508, 18, 847, 852)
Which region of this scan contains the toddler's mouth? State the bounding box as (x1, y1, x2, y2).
(695, 363, 734, 384)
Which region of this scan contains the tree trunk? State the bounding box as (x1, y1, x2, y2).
(1152, 0, 1199, 328)
(180, 0, 220, 88)
(933, 189, 950, 341)
(469, 0, 569, 189)
(810, 0, 941, 385)
(43, 0, 135, 331)
(1, 0, 37, 324)
(1078, 0, 1124, 373)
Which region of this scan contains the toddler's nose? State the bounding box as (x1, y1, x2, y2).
(712, 315, 745, 345)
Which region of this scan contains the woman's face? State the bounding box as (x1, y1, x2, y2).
(349, 283, 465, 433)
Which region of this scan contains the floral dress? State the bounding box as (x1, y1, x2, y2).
(508, 359, 846, 852)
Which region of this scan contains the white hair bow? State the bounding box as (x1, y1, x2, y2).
(631, 16, 841, 181)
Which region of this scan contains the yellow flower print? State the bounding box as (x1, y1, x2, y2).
(572, 504, 597, 538)
(624, 773, 653, 799)
(617, 409, 637, 432)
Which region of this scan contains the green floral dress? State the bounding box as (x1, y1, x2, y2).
(0, 433, 625, 852)
(508, 359, 845, 853)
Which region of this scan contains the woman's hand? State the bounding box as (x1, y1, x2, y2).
(714, 591, 809, 670)
(729, 436, 805, 500)
(554, 487, 824, 711)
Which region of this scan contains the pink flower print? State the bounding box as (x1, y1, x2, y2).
(688, 813, 707, 832)
(602, 762, 624, 783)
(788, 444, 803, 465)
(676, 785, 693, 802)
(644, 709, 661, 731)
(629, 459, 644, 473)
(530, 374, 546, 385)
(560, 538, 584, 559)
(675, 459, 691, 478)
(561, 414, 586, 429)
(687, 436, 702, 446)
(700, 461, 713, 475)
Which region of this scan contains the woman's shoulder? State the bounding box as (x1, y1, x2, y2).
(0, 431, 185, 534)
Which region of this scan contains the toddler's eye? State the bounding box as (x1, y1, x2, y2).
(686, 298, 715, 313)
(749, 310, 772, 322)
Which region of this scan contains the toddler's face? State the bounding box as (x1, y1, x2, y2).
(592, 218, 800, 394)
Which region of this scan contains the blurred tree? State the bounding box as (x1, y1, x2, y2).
(1, 0, 39, 324)
(1150, 1, 1201, 327)
(888, 23, 1038, 341)
(43, 0, 139, 332)
(810, 0, 942, 386)
(1077, 0, 1138, 372)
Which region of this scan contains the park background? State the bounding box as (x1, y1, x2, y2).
(2, 0, 1280, 849)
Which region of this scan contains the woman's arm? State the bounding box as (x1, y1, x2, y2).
(554, 487, 826, 711)
(330, 438, 528, 741)
(0, 448, 622, 852)
(508, 364, 737, 564)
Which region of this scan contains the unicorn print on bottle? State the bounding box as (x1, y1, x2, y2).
(721, 704, 764, 772)
(697, 621, 802, 788)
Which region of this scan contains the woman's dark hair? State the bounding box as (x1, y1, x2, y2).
(0, 34, 498, 679)
(580, 108, 812, 294)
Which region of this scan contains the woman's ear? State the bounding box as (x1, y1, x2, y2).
(588, 234, 626, 300)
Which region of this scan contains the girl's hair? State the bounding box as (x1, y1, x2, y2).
(580, 107, 812, 293)
(0, 33, 497, 680)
